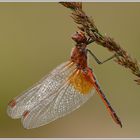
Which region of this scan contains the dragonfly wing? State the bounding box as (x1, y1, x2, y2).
(21, 69, 95, 129)
(7, 61, 76, 119)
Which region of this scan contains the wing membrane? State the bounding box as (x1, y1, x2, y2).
(7, 61, 76, 119)
(21, 71, 95, 129)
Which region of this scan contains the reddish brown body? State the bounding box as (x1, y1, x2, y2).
(70, 31, 122, 128)
(71, 31, 88, 69)
(71, 44, 87, 69)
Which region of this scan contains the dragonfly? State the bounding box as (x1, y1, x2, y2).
(7, 31, 122, 129)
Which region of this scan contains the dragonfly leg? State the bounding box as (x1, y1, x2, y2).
(87, 49, 118, 65)
(86, 37, 94, 45)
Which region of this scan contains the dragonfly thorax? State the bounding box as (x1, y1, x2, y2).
(71, 44, 88, 69)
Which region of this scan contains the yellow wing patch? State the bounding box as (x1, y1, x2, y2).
(69, 70, 94, 94)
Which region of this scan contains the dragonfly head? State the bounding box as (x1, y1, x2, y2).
(72, 31, 87, 44)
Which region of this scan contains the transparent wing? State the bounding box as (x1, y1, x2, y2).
(21, 70, 95, 129)
(7, 61, 76, 119)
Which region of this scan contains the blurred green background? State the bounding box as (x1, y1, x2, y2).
(0, 2, 140, 138)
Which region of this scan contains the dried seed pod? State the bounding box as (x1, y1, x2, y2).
(60, 2, 140, 85)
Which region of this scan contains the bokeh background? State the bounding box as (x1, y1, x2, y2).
(0, 2, 140, 138)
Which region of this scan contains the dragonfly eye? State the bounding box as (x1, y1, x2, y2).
(72, 31, 87, 43)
